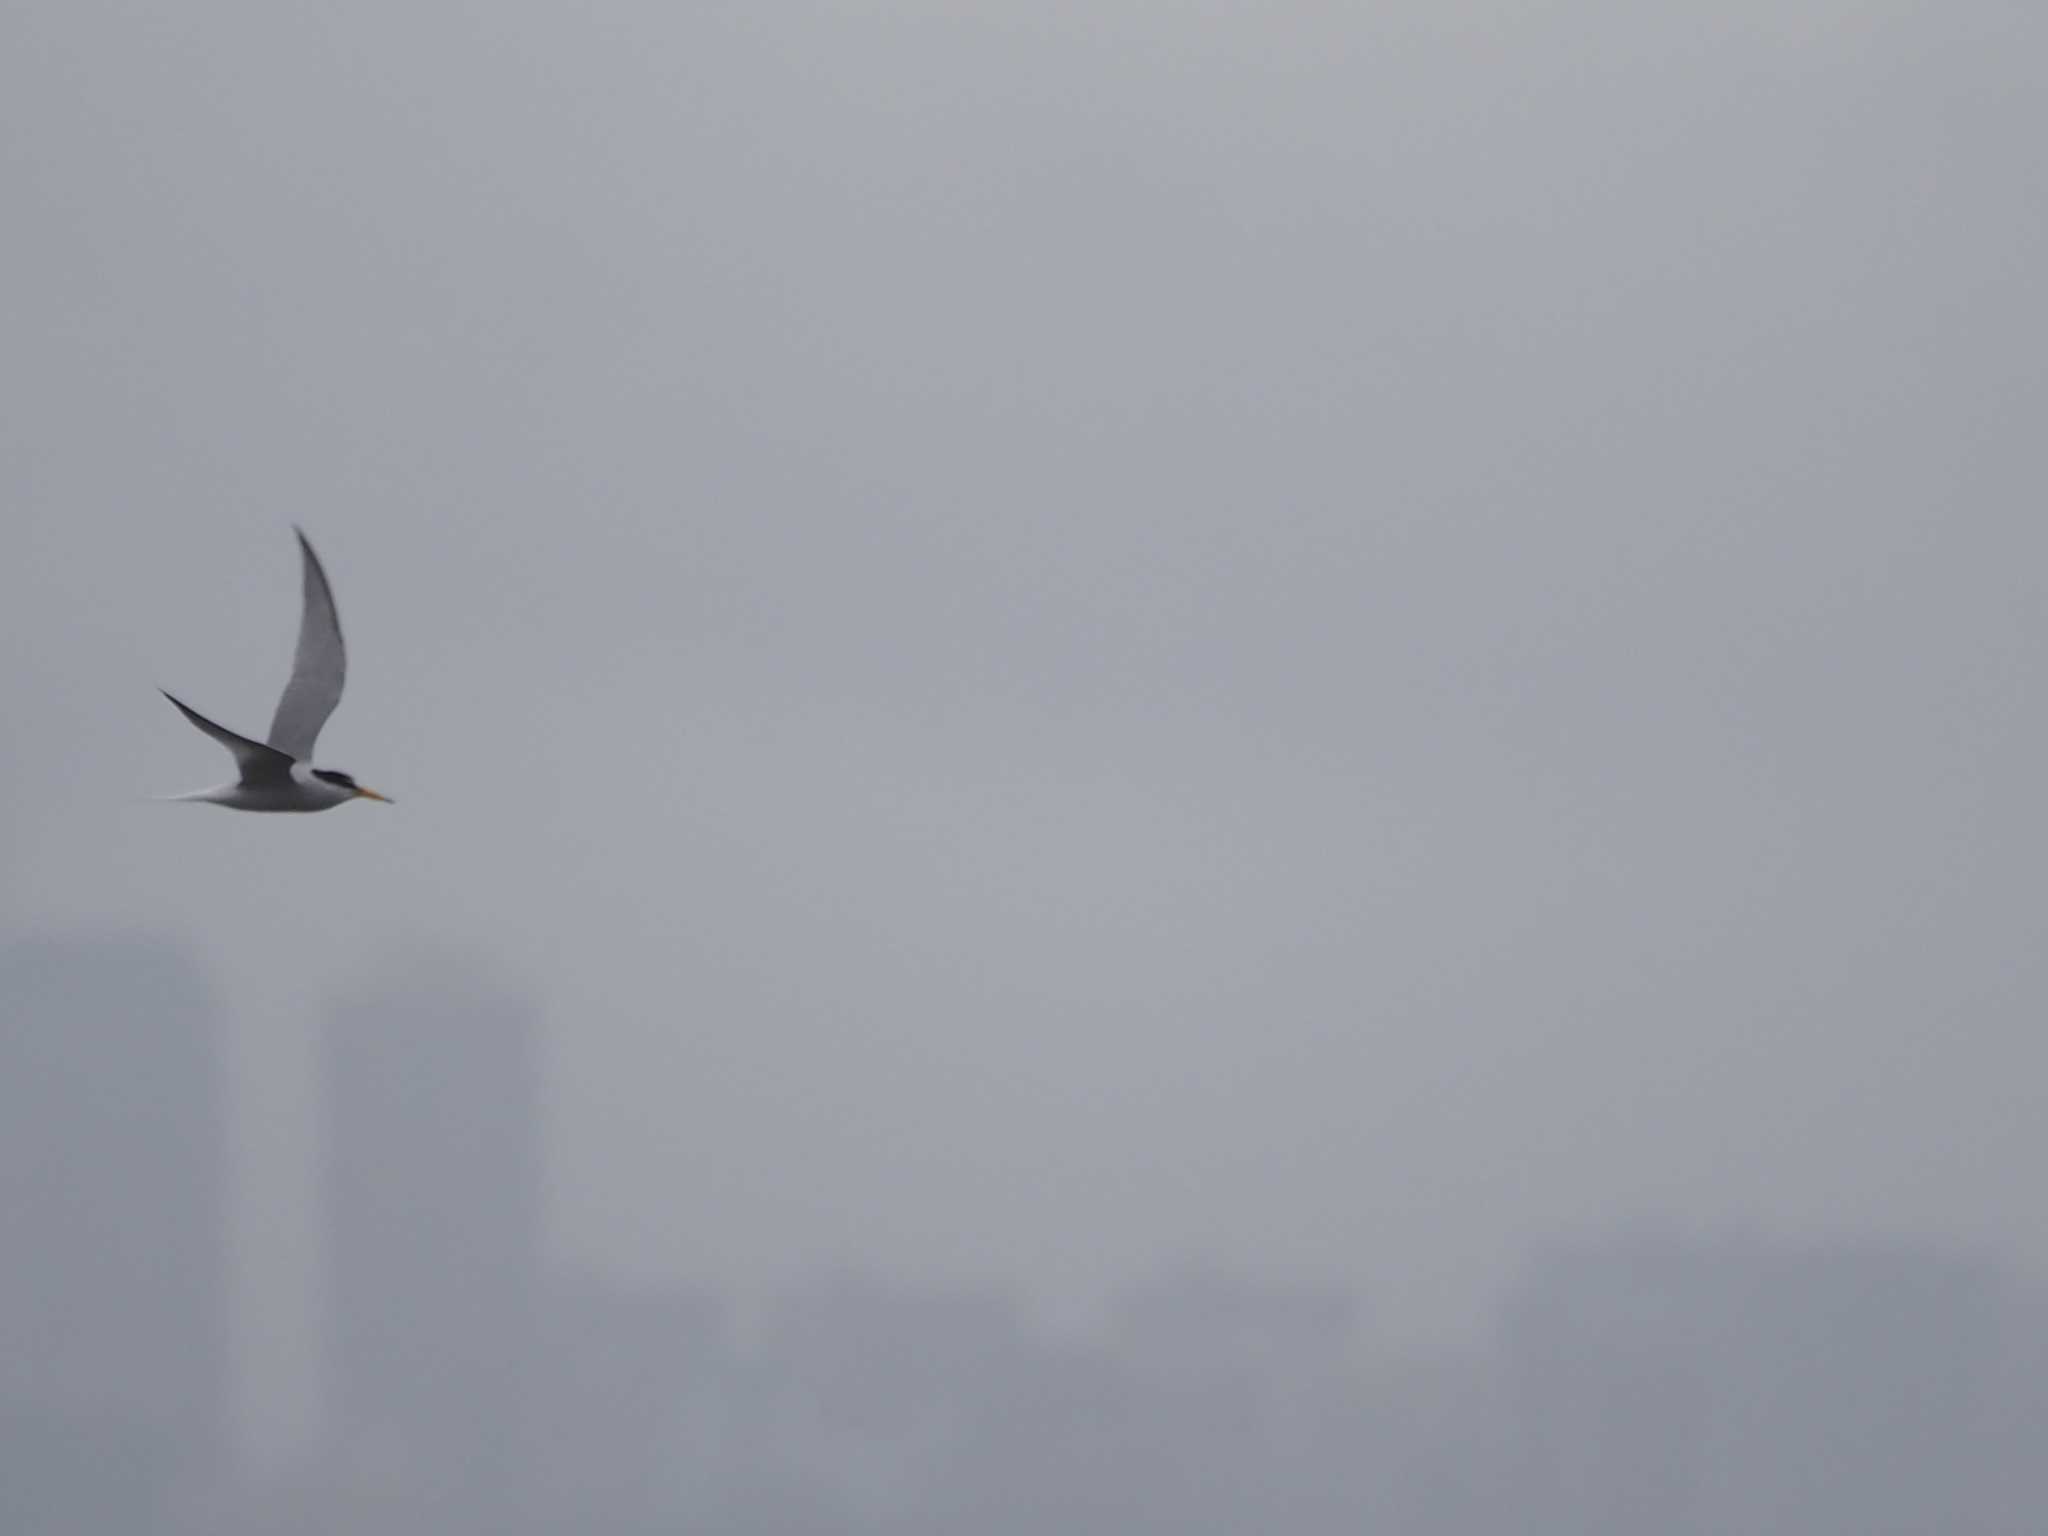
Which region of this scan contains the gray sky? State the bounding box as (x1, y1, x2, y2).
(5, 0, 2045, 1432)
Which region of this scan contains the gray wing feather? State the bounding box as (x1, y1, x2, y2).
(266, 527, 347, 760)
(160, 691, 296, 783)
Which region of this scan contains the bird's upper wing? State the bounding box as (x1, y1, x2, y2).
(160, 691, 296, 783)
(266, 527, 347, 760)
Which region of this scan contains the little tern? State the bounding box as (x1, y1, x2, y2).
(157, 528, 394, 811)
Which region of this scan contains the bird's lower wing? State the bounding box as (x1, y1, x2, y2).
(161, 691, 297, 782)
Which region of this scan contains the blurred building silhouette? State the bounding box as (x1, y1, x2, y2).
(319, 952, 545, 1525)
(1109, 1259, 1358, 1387)
(0, 931, 230, 1536)
(1502, 1233, 2048, 1536)
(741, 1270, 1037, 1524)
(525, 1274, 729, 1524)
(281, 953, 2048, 1536)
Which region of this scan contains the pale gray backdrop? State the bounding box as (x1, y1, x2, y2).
(4, 0, 2044, 1465)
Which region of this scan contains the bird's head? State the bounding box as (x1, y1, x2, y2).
(311, 768, 394, 804)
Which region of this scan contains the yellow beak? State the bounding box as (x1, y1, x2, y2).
(353, 786, 395, 804)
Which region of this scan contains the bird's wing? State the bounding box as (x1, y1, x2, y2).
(266, 527, 347, 760)
(160, 691, 296, 783)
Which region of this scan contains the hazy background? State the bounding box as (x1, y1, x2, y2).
(4, 0, 2046, 1524)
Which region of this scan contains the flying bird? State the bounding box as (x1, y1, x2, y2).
(157, 528, 394, 811)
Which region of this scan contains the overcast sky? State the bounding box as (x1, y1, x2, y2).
(5, 0, 2045, 1447)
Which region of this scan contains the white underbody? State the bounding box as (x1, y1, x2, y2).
(167, 761, 360, 813)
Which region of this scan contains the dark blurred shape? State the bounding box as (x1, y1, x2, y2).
(525, 1273, 729, 1523)
(1502, 1233, 2048, 1536)
(320, 949, 545, 1527)
(0, 931, 230, 1536)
